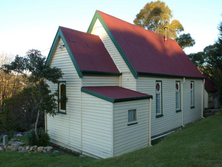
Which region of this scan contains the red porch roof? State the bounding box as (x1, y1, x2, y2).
(81, 86, 152, 103)
(205, 75, 217, 92)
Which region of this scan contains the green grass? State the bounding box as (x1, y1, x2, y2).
(1, 111, 222, 167)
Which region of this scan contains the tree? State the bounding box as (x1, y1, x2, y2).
(134, 0, 195, 49)
(1, 49, 63, 139)
(176, 33, 196, 49)
(188, 21, 222, 104)
(0, 53, 25, 108)
(206, 22, 222, 103)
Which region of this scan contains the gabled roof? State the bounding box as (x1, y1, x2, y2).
(81, 86, 152, 103)
(88, 11, 204, 79)
(204, 75, 217, 93)
(46, 26, 120, 78)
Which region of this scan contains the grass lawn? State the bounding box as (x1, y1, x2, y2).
(1, 111, 222, 167)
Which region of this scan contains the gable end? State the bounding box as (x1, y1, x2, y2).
(87, 11, 138, 79)
(46, 27, 83, 78)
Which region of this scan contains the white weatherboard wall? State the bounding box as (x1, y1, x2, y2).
(137, 77, 182, 137)
(113, 100, 149, 156)
(90, 19, 136, 90)
(82, 76, 119, 87)
(204, 89, 208, 108)
(46, 38, 82, 152)
(81, 92, 113, 158)
(182, 79, 202, 125)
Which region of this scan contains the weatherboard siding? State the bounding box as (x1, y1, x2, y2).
(82, 92, 113, 158)
(204, 89, 208, 108)
(137, 77, 182, 136)
(46, 38, 82, 152)
(82, 76, 119, 86)
(90, 19, 136, 91)
(113, 100, 149, 157)
(183, 79, 202, 125)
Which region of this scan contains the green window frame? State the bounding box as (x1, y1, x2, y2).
(156, 81, 163, 117)
(58, 81, 67, 114)
(190, 81, 195, 108)
(176, 81, 181, 112)
(127, 109, 138, 126)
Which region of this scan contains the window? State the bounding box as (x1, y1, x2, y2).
(190, 81, 195, 108)
(128, 109, 137, 126)
(175, 81, 181, 112)
(156, 81, 163, 117)
(58, 81, 66, 113)
(208, 96, 213, 102)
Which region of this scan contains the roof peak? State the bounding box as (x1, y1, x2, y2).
(96, 10, 175, 42)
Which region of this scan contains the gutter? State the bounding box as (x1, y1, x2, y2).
(148, 98, 152, 146)
(201, 79, 205, 118)
(181, 77, 185, 127)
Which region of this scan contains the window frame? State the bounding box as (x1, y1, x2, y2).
(190, 81, 195, 108)
(127, 109, 138, 126)
(156, 81, 163, 118)
(175, 81, 181, 112)
(208, 95, 213, 103)
(58, 81, 67, 114)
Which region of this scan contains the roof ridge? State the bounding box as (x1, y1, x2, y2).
(97, 10, 176, 42)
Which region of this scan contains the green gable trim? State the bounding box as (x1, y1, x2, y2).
(156, 114, 164, 118)
(46, 27, 83, 78)
(87, 11, 138, 79)
(205, 86, 209, 93)
(82, 70, 122, 76)
(81, 87, 152, 103)
(81, 87, 115, 103)
(138, 72, 204, 79)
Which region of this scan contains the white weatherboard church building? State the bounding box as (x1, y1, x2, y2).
(45, 11, 205, 158)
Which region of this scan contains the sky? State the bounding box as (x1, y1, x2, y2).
(0, 0, 221, 58)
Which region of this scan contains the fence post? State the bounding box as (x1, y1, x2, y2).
(3, 135, 8, 146)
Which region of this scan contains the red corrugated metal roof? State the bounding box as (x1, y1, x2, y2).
(81, 86, 152, 102)
(97, 11, 204, 78)
(60, 26, 119, 74)
(204, 75, 217, 92)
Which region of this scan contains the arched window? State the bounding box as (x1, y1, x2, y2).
(156, 81, 162, 117)
(58, 81, 66, 113)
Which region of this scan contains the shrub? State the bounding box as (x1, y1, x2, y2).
(27, 129, 50, 146)
(0, 87, 44, 132)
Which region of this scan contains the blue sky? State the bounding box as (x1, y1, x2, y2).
(0, 0, 221, 57)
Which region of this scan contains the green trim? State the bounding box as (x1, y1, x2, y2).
(82, 70, 122, 76)
(205, 86, 210, 93)
(57, 111, 67, 115)
(46, 27, 83, 78)
(138, 72, 204, 79)
(81, 87, 152, 103)
(58, 81, 67, 114)
(175, 81, 181, 112)
(127, 122, 138, 126)
(190, 81, 195, 108)
(156, 114, 164, 118)
(156, 80, 163, 116)
(87, 11, 138, 79)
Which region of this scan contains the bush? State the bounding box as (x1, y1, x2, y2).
(27, 129, 50, 146)
(0, 87, 45, 132)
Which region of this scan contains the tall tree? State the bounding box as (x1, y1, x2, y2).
(134, 0, 195, 49)
(206, 22, 222, 103)
(0, 53, 25, 107)
(1, 49, 63, 139)
(188, 21, 222, 103)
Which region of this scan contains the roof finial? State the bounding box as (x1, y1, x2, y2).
(164, 27, 168, 41)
